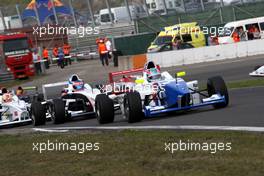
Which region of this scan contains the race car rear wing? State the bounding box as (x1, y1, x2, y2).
(109, 68, 144, 83)
(42, 82, 68, 100)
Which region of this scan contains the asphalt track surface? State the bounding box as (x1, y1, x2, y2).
(33, 86, 264, 128)
(1, 55, 264, 132)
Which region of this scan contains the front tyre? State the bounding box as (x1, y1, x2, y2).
(52, 99, 66, 124)
(124, 92, 143, 123)
(33, 93, 44, 102)
(95, 94, 114, 124)
(207, 76, 229, 109)
(31, 101, 46, 126)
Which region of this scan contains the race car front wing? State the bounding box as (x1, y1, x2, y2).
(144, 94, 226, 117)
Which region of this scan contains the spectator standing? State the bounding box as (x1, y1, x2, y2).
(252, 25, 260, 39)
(63, 43, 72, 65)
(232, 29, 240, 43)
(105, 38, 112, 59)
(173, 39, 182, 50)
(207, 34, 219, 46)
(207, 35, 213, 46)
(53, 45, 59, 66)
(98, 39, 109, 66)
(33, 48, 42, 75)
(42, 46, 50, 69)
(53, 45, 58, 58)
(238, 28, 246, 41)
(248, 25, 260, 40)
(58, 47, 65, 69)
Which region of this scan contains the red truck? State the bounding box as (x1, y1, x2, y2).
(0, 33, 34, 79)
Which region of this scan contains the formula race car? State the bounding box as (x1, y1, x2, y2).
(95, 61, 229, 124)
(31, 75, 101, 126)
(249, 65, 264, 77)
(0, 88, 32, 127)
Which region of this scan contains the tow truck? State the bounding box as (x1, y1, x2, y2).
(0, 33, 34, 79)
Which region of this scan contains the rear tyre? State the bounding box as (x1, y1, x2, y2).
(124, 92, 143, 123)
(31, 101, 46, 126)
(52, 99, 66, 124)
(207, 76, 229, 109)
(95, 94, 114, 124)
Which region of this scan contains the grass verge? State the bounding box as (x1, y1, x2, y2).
(0, 130, 263, 176)
(227, 78, 264, 89)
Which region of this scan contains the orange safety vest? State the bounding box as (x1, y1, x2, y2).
(53, 47, 58, 56)
(63, 44, 71, 55)
(43, 49, 49, 58)
(98, 43, 107, 54)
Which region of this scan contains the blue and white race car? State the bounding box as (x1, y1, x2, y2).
(95, 61, 229, 124)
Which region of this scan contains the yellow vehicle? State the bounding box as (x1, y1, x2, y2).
(147, 22, 206, 52)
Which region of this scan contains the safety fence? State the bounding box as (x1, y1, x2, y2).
(114, 32, 156, 56)
(68, 22, 136, 54)
(136, 2, 264, 33)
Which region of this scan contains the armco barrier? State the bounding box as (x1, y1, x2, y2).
(147, 39, 264, 67)
(236, 42, 248, 58)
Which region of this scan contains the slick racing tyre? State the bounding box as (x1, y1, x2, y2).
(31, 101, 46, 126)
(52, 99, 66, 124)
(95, 94, 114, 124)
(207, 76, 229, 109)
(124, 92, 143, 123)
(33, 93, 44, 102)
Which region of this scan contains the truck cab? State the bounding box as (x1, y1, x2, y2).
(0, 33, 34, 79)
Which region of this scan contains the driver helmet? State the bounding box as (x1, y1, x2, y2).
(1, 88, 8, 94)
(146, 68, 161, 81)
(16, 87, 24, 96)
(69, 75, 84, 90)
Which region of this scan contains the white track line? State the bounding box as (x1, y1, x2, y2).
(33, 125, 264, 133)
(33, 128, 69, 133)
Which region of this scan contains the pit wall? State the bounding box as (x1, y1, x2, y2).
(146, 39, 264, 68)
